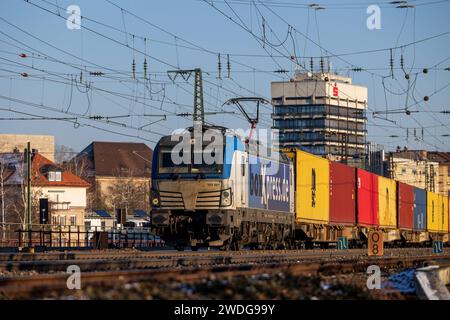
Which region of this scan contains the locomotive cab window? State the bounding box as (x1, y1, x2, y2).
(158, 148, 189, 174)
(158, 144, 225, 174)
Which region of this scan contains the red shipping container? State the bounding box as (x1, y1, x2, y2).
(329, 161, 356, 225)
(356, 169, 379, 226)
(397, 182, 414, 229)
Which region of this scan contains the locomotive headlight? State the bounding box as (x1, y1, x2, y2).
(220, 189, 232, 206)
(151, 190, 160, 207)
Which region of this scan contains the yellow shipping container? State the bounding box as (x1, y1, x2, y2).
(295, 150, 329, 223)
(427, 192, 440, 232)
(378, 176, 397, 228)
(439, 195, 449, 233)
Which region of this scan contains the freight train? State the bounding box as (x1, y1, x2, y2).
(150, 125, 449, 250)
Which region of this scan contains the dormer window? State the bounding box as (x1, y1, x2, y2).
(48, 171, 62, 182)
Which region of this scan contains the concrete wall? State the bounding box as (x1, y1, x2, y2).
(0, 134, 55, 162)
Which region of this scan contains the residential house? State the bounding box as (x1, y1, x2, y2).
(72, 142, 153, 224)
(0, 152, 89, 243)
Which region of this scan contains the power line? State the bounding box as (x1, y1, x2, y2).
(20, 0, 276, 121)
(192, 0, 450, 10)
(0, 107, 158, 143)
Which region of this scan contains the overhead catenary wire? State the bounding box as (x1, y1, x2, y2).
(3, 0, 448, 151)
(0, 15, 269, 129)
(20, 0, 277, 117)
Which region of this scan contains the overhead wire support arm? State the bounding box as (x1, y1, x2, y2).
(139, 114, 167, 130)
(223, 97, 271, 143)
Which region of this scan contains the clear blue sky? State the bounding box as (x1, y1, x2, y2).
(0, 0, 449, 153)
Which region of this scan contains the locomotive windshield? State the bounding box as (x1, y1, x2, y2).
(158, 145, 225, 174)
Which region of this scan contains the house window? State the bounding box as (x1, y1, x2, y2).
(60, 215, 66, 226)
(70, 215, 77, 226)
(52, 215, 58, 225)
(48, 171, 62, 182)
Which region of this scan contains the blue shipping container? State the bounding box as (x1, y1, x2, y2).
(413, 188, 426, 230)
(248, 155, 291, 212)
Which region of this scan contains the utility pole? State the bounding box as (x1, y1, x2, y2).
(193, 69, 204, 125)
(167, 68, 205, 126)
(25, 142, 31, 247)
(0, 160, 5, 242)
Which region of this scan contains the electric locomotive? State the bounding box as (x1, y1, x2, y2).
(150, 125, 295, 250)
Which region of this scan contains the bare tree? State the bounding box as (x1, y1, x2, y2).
(55, 144, 77, 165)
(109, 169, 148, 220)
(0, 154, 48, 246)
(3, 157, 42, 228)
(62, 153, 90, 179)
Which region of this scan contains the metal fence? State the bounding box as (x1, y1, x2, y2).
(0, 222, 164, 249)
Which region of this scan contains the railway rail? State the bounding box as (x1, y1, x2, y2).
(0, 248, 449, 298)
(0, 248, 445, 273)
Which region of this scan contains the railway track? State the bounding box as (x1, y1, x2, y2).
(0, 248, 444, 273)
(0, 248, 449, 298)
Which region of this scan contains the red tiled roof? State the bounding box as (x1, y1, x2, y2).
(31, 153, 90, 188)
